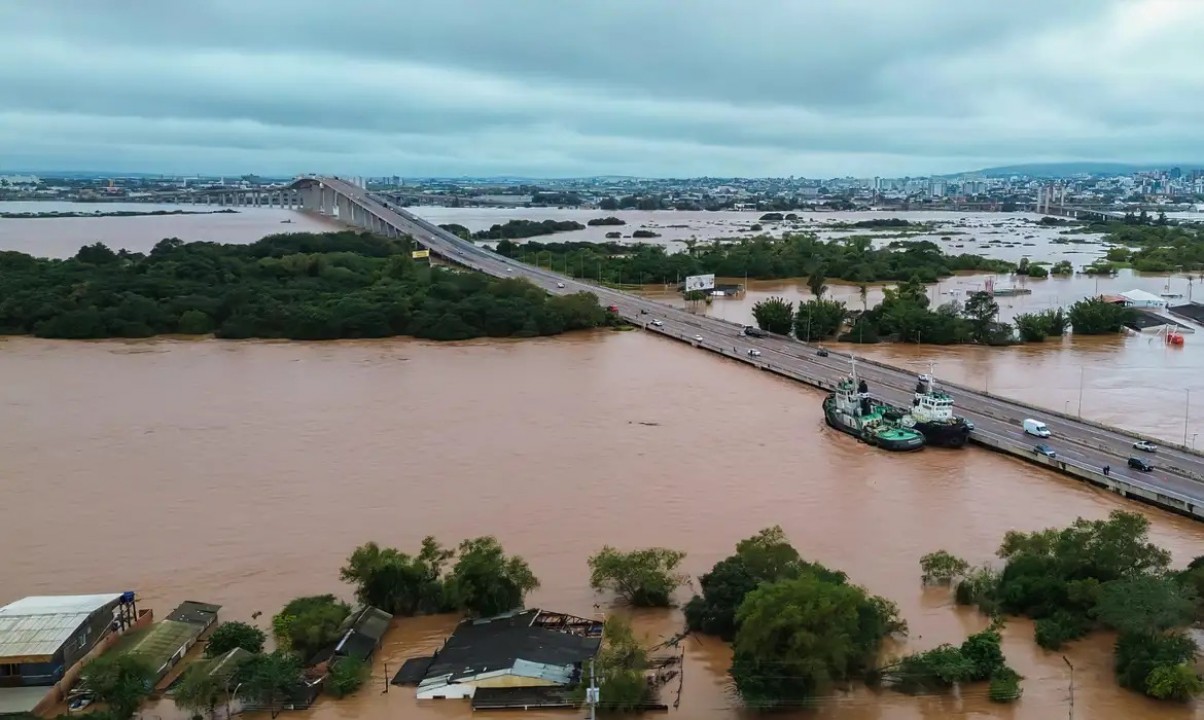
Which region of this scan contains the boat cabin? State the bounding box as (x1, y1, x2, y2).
(912, 375, 955, 422)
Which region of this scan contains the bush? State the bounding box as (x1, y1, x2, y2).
(1145, 662, 1203, 701)
(988, 666, 1023, 703)
(1034, 611, 1091, 650)
(587, 546, 687, 607)
(327, 657, 370, 698)
(205, 621, 266, 657)
(919, 550, 969, 586)
(271, 595, 351, 661)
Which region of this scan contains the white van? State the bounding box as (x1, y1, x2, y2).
(1023, 418, 1051, 437)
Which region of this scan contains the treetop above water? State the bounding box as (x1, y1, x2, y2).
(0, 231, 613, 341)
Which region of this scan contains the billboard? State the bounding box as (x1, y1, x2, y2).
(411, 249, 431, 259)
(684, 274, 716, 292)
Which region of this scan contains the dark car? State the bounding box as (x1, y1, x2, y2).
(1128, 457, 1154, 472)
(1033, 444, 1056, 458)
(817, 348, 829, 357)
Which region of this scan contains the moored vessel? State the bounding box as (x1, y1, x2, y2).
(822, 369, 925, 452)
(890, 374, 973, 448)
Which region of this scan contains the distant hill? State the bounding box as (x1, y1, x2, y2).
(958, 162, 1203, 178)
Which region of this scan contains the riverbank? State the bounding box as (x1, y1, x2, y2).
(0, 208, 238, 219)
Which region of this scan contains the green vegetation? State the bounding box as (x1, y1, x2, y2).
(204, 621, 266, 657)
(340, 536, 537, 618)
(919, 550, 970, 585)
(340, 537, 452, 616)
(575, 616, 654, 712)
(1014, 308, 1069, 342)
(443, 536, 540, 617)
(474, 219, 584, 240)
(1098, 221, 1204, 273)
(0, 232, 614, 341)
(238, 651, 303, 719)
(795, 298, 847, 342)
(587, 546, 687, 607)
(271, 595, 351, 662)
(326, 657, 370, 698)
(878, 625, 1020, 702)
(683, 527, 905, 708)
(731, 572, 905, 708)
(1068, 297, 1136, 334)
(587, 216, 626, 226)
(1050, 260, 1073, 275)
(493, 235, 1012, 286)
(750, 296, 793, 335)
(81, 654, 156, 720)
(921, 511, 1204, 701)
(1016, 257, 1049, 278)
(173, 665, 225, 720)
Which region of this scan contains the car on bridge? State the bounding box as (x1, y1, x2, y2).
(693, 334, 704, 342)
(1133, 440, 1157, 452)
(747, 349, 762, 357)
(651, 319, 664, 327)
(1128, 456, 1154, 472)
(557, 282, 565, 288)
(1033, 444, 1056, 458)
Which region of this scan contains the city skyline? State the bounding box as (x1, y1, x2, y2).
(1, 1, 1203, 177)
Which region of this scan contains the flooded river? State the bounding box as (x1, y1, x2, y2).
(3, 205, 1204, 718)
(3, 333, 1204, 720)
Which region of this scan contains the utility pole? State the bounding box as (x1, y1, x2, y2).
(1077, 366, 1085, 418)
(586, 659, 599, 720)
(1063, 656, 1075, 720)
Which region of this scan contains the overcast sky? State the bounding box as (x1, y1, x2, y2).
(1, 0, 1201, 178)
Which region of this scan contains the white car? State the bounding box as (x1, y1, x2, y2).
(747, 349, 762, 357)
(1133, 440, 1158, 453)
(506, 268, 513, 272)
(693, 334, 704, 342)
(556, 282, 565, 288)
(651, 319, 664, 327)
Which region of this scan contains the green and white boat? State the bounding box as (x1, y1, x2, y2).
(823, 368, 926, 452)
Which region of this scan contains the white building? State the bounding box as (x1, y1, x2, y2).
(1118, 289, 1168, 309)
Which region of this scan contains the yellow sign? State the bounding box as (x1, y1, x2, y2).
(411, 249, 430, 259)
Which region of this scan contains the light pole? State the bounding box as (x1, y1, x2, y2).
(1077, 366, 1085, 418)
(1184, 388, 1191, 447)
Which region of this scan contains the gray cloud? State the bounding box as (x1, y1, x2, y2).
(0, 0, 1200, 176)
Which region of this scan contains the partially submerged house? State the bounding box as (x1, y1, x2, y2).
(332, 606, 392, 664)
(412, 609, 602, 701)
(0, 593, 140, 716)
(113, 601, 220, 685)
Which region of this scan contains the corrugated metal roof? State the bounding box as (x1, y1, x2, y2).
(0, 594, 123, 661)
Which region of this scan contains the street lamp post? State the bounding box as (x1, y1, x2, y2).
(1184, 389, 1192, 447)
(1077, 366, 1085, 418)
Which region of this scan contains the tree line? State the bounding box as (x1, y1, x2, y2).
(751, 277, 1133, 346)
(494, 234, 1015, 286)
(0, 231, 615, 341)
(923, 511, 1204, 702)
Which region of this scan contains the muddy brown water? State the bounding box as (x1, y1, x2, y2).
(4, 332, 1204, 720)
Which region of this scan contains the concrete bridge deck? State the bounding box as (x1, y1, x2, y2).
(297, 176, 1204, 521)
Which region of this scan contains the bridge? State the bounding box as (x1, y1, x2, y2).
(281, 176, 1204, 522)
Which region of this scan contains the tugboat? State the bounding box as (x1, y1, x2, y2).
(891, 374, 973, 448)
(823, 367, 926, 452)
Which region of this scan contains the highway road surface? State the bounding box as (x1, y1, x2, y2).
(314, 177, 1204, 510)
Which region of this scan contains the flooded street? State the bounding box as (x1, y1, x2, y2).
(3, 333, 1204, 720)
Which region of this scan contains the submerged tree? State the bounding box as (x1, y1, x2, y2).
(443, 536, 539, 616)
(588, 546, 687, 607)
(751, 296, 794, 335)
(340, 537, 453, 616)
(81, 654, 156, 720)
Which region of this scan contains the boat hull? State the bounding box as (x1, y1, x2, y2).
(913, 421, 972, 448)
(823, 397, 925, 452)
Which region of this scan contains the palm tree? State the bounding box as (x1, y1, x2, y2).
(858, 284, 869, 311)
